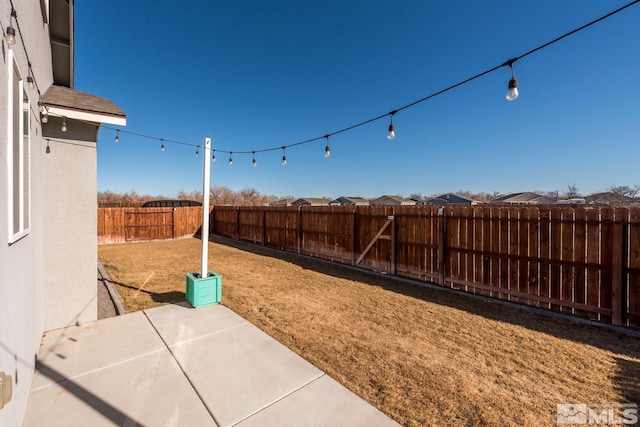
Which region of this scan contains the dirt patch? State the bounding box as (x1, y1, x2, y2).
(99, 237, 640, 427)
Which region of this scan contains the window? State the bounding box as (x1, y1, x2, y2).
(7, 50, 30, 243)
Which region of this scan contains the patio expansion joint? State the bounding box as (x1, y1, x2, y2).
(30, 347, 166, 392)
(228, 372, 327, 427)
(142, 309, 222, 427)
(165, 321, 250, 349)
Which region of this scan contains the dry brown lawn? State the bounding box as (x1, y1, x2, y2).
(98, 237, 640, 427)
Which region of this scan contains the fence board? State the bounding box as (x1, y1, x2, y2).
(550, 209, 562, 311)
(573, 208, 587, 317)
(586, 208, 601, 320)
(600, 208, 614, 324)
(528, 207, 540, 304)
(538, 208, 551, 309)
(628, 207, 640, 327)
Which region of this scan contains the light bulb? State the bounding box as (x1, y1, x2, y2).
(45, 141, 51, 154)
(324, 144, 331, 158)
(161, 143, 165, 152)
(6, 26, 16, 46)
(61, 117, 67, 132)
(282, 155, 287, 166)
(195, 148, 199, 157)
(114, 131, 119, 143)
(27, 76, 35, 90)
(41, 110, 48, 123)
(229, 153, 233, 166)
(387, 123, 395, 140)
(212, 152, 216, 162)
(506, 77, 519, 101)
(253, 158, 257, 167)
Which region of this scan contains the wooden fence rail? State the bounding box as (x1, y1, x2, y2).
(98, 205, 640, 328)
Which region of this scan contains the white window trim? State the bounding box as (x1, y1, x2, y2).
(7, 49, 31, 244)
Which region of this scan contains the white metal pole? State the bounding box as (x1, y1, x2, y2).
(200, 137, 211, 278)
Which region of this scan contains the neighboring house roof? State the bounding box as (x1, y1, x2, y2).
(329, 196, 369, 206)
(142, 200, 203, 208)
(369, 195, 417, 206)
(292, 198, 329, 206)
(44, 85, 127, 125)
(424, 193, 477, 205)
(493, 192, 556, 204)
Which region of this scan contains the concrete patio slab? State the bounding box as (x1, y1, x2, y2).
(236, 375, 401, 427)
(24, 349, 215, 427)
(145, 301, 248, 347)
(31, 311, 165, 390)
(24, 303, 400, 427)
(170, 322, 324, 427)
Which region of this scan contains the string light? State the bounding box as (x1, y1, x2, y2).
(505, 59, 519, 101)
(61, 117, 67, 132)
(324, 135, 331, 158)
(6, 9, 16, 46)
(27, 63, 35, 90)
(93, 2, 639, 166)
(281, 147, 287, 166)
(252, 151, 257, 167)
(195, 147, 199, 157)
(160, 139, 165, 151)
(114, 130, 120, 143)
(387, 111, 397, 140)
(228, 152, 233, 166)
(212, 149, 216, 162)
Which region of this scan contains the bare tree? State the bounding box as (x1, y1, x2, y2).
(565, 184, 580, 198)
(608, 185, 639, 198)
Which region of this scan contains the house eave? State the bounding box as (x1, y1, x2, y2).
(47, 106, 126, 126)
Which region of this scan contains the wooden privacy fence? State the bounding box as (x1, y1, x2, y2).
(211, 205, 640, 328)
(98, 207, 204, 244)
(97, 205, 640, 328)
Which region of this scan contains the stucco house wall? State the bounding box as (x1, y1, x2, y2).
(42, 119, 100, 329)
(0, 1, 52, 424)
(0, 1, 125, 425)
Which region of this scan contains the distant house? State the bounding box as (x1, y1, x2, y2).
(291, 198, 330, 207)
(270, 198, 296, 206)
(424, 193, 478, 205)
(329, 196, 370, 206)
(369, 195, 417, 206)
(492, 192, 557, 205)
(142, 199, 202, 208)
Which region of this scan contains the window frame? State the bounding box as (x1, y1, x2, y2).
(7, 49, 31, 244)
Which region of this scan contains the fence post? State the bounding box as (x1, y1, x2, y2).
(298, 207, 302, 254)
(236, 207, 240, 240)
(611, 221, 624, 326)
(263, 209, 267, 246)
(351, 209, 357, 266)
(391, 208, 397, 276)
(438, 207, 446, 286)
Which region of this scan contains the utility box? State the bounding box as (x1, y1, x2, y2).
(186, 271, 222, 308)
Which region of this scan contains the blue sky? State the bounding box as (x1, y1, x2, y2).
(75, 1, 640, 199)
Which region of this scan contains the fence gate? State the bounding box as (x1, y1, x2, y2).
(124, 210, 174, 242)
